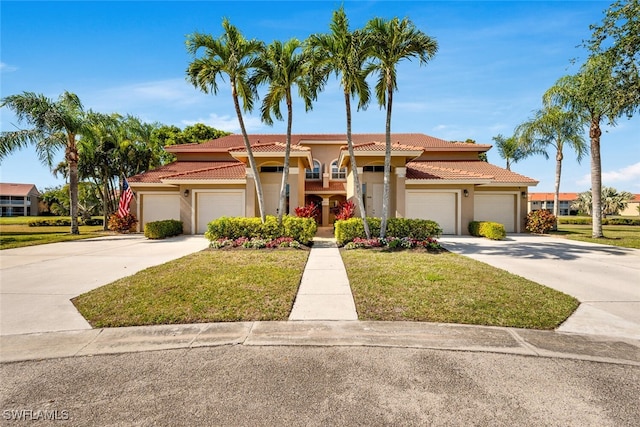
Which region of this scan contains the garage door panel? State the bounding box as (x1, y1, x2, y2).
(197, 192, 244, 234)
(406, 191, 457, 234)
(142, 194, 181, 227)
(474, 194, 515, 232)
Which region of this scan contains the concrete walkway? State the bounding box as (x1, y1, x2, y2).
(289, 228, 358, 320)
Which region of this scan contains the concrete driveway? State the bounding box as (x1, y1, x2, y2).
(0, 234, 209, 336)
(439, 234, 640, 340)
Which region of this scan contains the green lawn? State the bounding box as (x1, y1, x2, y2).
(551, 224, 640, 249)
(341, 250, 579, 329)
(0, 216, 110, 250)
(73, 250, 310, 327)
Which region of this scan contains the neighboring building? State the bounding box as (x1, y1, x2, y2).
(128, 133, 538, 235)
(529, 192, 640, 216)
(0, 183, 40, 216)
(528, 192, 579, 216)
(620, 194, 640, 216)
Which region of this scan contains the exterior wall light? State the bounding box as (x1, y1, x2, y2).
(521, 191, 527, 199)
(463, 189, 469, 197)
(184, 189, 190, 197)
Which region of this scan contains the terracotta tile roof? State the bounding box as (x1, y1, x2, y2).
(0, 183, 39, 196)
(528, 192, 579, 202)
(228, 142, 311, 153)
(342, 141, 424, 152)
(406, 161, 538, 184)
(128, 162, 245, 183)
(304, 181, 347, 192)
(166, 133, 491, 153)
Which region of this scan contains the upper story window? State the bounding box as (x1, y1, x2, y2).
(363, 165, 385, 172)
(260, 165, 284, 173)
(331, 160, 347, 180)
(306, 160, 321, 180)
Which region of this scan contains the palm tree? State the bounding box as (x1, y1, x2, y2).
(516, 105, 587, 228)
(251, 38, 315, 224)
(366, 16, 438, 238)
(0, 91, 88, 234)
(307, 6, 372, 238)
(573, 187, 633, 216)
(492, 134, 529, 171)
(544, 54, 628, 238)
(186, 18, 267, 222)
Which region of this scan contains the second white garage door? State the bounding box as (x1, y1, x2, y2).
(406, 191, 458, 234)
(474, 193, 516, 232)
(196, 191, 244, 234)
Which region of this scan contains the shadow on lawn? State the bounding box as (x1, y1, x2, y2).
(439, 235, 634, 261)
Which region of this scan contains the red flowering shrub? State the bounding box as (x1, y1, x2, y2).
(108, 213, 138, 233)
(295, 202, 319, 221)
(526, 210, 557, 234)
(335, 200, 355, 221)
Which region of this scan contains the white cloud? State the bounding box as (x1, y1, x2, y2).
(92, 78, 204, 110)
(0, 62, 17, 72)
(577, 162, 640, 188)
(181, 113, 265, 133)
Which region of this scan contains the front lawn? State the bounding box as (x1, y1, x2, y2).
(341, 250, 578, 329)
(550, 224, 640, 249)
(0, 217, 109, 250)
(72, 250, 309, 327)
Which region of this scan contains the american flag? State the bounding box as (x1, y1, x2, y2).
(117, 179, 134, 218)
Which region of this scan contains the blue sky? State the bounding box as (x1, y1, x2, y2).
(1, 0, 638, 193)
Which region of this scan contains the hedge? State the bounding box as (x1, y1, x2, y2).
(29, 218, 104, 227)
(558, 216, 640, 226)
(469, 221, 506, 240)
(144, 219, 184, 239)
(334, 217, 442, 246)
(205, 215, 317, 246)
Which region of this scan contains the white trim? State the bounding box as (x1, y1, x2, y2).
(129, 183, 177, 188)
(405, 189, 462, 235)
(191, 189, 246, 235)
(136, 191, 181, 232)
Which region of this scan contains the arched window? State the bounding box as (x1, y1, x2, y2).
(306, 159, 321, 180)
(330, 160, 347, 180)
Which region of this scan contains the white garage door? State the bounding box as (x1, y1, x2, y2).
(406, 191, 457, 234)
(142, 194, 181, 227)
(196, 191, 244, 234)
(474, 193, 515, 232)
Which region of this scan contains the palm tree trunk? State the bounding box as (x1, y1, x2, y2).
(345, 92, 370, 239)
(552, 148, 563, 231)
(380, 80, 393, 239)
(67, 134, 80, 235)
(102, 170, 109, 231)
(590, 118, 603, 238)
(278, 90, 293, 225)
(232, 84, 266, 223)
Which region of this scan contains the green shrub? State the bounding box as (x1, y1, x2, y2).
(144, 219, 183, 239)
(558, 216, 592, 225)
(604, 217, 640, 226)
(334, 217, 442, 246)
(469, 221, 506, 240)
(108, 214, 138, 233)
(526, 210, 557, 234)
(28, 218, 104, 227)
(558, 216, 640, 226)
(205, 215, 317, 246)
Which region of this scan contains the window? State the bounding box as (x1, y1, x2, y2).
(306, 160, 321, 180)
(363, 165, 385, 172)
(331, 160, 346, 180)
(260, 166, 284, 173)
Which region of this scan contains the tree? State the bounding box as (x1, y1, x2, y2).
(182, 123, 230, 143)
(544, 54, 635, 238)
(307, 6, 372, 238)
(251, 38, 315, 223)
(492, 134, 530, 171)
(186, 19, 268, 222)
(516, 105, 588, 227)
(0, 91, 88, 234)
(366, 16, 438, 238)
(572, 187, 633, 216)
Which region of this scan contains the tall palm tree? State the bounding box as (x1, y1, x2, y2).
(492, 134, 529, 171)
(516, 105, 587, 227)
(251, 38, 315, 224)
(0, 91, 88, 234)
(544, 54, 626, 238)
(186, 18, 267, 222)
(366, 16, 438, 238)
(307, 6, 372, 238)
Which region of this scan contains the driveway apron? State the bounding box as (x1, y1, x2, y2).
(0, 235, 209, 336)
(439, 235, 640, 340)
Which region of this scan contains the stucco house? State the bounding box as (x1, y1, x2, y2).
(0, 183, 40, 217)
(128, 133, 538, 235)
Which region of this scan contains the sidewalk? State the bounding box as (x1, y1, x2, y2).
(289, 228, 357, 320)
